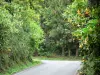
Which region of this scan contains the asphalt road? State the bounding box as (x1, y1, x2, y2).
(14, 60, 81, 75)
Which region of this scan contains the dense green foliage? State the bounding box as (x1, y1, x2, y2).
(0, 0, 44, 72)
(40, 0, 79, 57)
(62, 0, 100, 75)
(0, 0, 100, 75)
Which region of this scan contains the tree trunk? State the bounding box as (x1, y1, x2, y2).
(62, 46, 65, 56)
(76, 49, 78, 57)
(68, 48, 71, 57)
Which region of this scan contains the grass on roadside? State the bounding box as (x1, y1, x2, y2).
(33, 56, 82, 61)
(0, 59, 41, 75)
(0, 56, 82, 75)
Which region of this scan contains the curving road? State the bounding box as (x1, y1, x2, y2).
(14, 60, 81, 75)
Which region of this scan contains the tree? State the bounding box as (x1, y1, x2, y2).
(40, 0, 77, 56)
(63, 0, 100, 74)
(0, 0, 44, 71)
